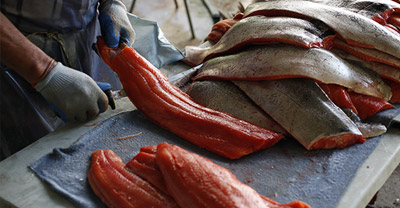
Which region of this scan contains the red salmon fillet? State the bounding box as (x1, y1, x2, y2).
(349, 92, 394, 119)
(154, 143, 311, 208)
(97, 37, 283, 159)
(87, 149, 178, 208)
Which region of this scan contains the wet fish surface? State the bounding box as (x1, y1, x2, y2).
(234, 79, 364, 150)
(243, 0, 400, 59)
(184, 16, 334, 66)
(189, 80, 288, 135)
(194, 44, 392, 100)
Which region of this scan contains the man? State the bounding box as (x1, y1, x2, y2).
(0, 0, 135, 159)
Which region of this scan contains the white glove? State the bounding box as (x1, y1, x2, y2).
(35, 62, 108, 122)
(99, 0, 136, 47)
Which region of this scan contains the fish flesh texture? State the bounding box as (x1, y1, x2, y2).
(194, 44, 392, 101)
(189, 80, 288, 135)
(333, 39, 400, 69)
(155, 143, 311, 208)
(348, 92, 394, 119)
(243, 0, 400, 59)
(384, 78, 400, 102)
(87, 149, 179, 208)
(183, 16, 335, 66)
(234, 79, 364, 150)
(318, 83, 358, 114)
(96, 143, 311, 208)
(388, 13, 400, 29)
(206, 14, 242, 43)
(96, 37, 283, 159)
(125, 146, 168, 194)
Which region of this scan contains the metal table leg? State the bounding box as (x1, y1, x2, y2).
(183, 0, 196, 39)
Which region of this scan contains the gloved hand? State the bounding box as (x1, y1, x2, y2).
(35, 62, 109, 122)
(99, 0, 135, 48)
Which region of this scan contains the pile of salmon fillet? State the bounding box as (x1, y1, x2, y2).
(89, 1, 400, 207)
(185, 0, 400, 150)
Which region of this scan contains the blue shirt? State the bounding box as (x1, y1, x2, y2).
(1, 0, 98, 34)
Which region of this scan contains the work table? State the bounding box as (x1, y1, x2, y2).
(1, 62, 400, 207)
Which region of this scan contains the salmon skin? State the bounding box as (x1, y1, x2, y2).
(332, 48, 400, 84)
(155, 143, 311, 208)
(341, 108, 387, 138)
(194, 44, 392, 101)
(234, 79, 364, 150)
(303, 0, 400, 24)
(184, 16, 335, 66)
(87, 149, 179, 208)
(333, 39, 400, 69)
(243, 1, 400, 59)
(189, 80, 288, 135)
(96, 37, 283, 159)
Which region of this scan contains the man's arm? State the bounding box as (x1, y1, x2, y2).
(0, 12, 56, 84)
(0, 12, 108, 122)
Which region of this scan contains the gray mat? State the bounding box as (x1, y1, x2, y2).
(30, 105, 400, 208)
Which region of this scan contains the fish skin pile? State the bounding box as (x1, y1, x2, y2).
(185, 0, 400, 150)
(88, 143, 311, 208)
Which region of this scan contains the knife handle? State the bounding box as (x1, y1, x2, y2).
(97, 82, 116, 110)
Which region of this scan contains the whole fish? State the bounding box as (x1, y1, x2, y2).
(194, 45, 392, 101)
(233, 79, 364, 150)
(243, 0, 400, 59)
(183, 16, 334, 66)
(189, 80, 288, 135)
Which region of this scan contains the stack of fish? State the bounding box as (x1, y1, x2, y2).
(184, 0, 400, 150)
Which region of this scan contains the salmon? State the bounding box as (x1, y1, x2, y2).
(332, 48, 400, 83)
(341, 108, 387, 138)
(207, 18, 241, 44)
(183, 16, 335, 66)
(233, 79, 364, 150)
(87, 149, 179, 208)
(194, 45, 392, 101)
(189, 80, 288, 135)
(384, 78, 400, 102)
(243, 1, 400, 59)
(96, 37, 283, 160)
(125, 147, 168, 194)
(155, 143, 311, 208)
(348, 92, 394, 119)
(314, 0, 400, 24)
(388, 13, 400, 29)
(318, 83, 358, 114)
(333, 39, 400, 69)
